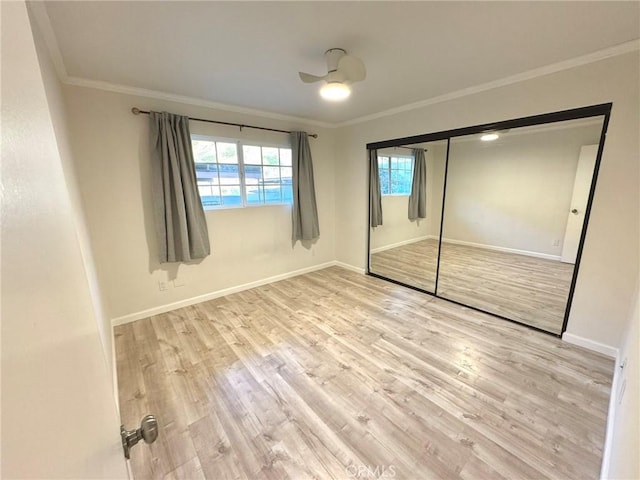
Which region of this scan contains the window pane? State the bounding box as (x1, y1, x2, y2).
(280, 148, 292, 166)
(221, 185, 242, 206)
(199, 185, 221, 206)
(378, 156, 389, 169)
(217, 142, 238, 164)
(198, 177, 219, 188)
(280, 167, 292, 184)
(397, 157, 412, 169)
(264, 185, 282, 203)
(263, 166, 280, 181)
(243, 145, 262, 165)
(196, 164, 219, 185)
(192, 140, 217, 163)
(218, 164, 239, 185)
(244, 165, 262, 183)
(391, 169, 412, 194)
(379, 168, 390, 194)
(245, 184, 264, 205)
(262, 147, 279, 165)
(282, 184, 293, 203)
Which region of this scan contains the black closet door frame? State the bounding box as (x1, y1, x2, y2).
(366, 102, 612, 337)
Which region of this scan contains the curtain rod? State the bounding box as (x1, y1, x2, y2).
(377, 146, 427, 152)
(396, 146, 427, 152)
(131, 108, 318, 139)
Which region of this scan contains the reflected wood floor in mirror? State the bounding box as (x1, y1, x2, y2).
(116, 267, 612, 480)
(370, 238, 439, 292)
(370, 239, 573, 334)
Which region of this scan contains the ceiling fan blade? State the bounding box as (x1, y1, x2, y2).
(298, 71, 326, 83)
(337, 55, 366, 83)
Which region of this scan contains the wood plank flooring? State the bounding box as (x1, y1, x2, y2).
(370, 239, 438, 293)
(115, 266, 613, 479)
(370, 239, 574, 334)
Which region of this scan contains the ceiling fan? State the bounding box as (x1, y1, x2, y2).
(299, 48, 366, 101)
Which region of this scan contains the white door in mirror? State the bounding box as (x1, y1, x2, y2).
(561, 145, 598, 263)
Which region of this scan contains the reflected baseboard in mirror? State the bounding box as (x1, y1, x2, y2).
(370, 237, 439, 292)
(436, 242, 572, 335)
(367, 103, 612, 337)
(370, 239, 572, 334)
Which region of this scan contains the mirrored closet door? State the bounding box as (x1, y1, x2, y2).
(367, 104, 611, 336)
(368, 140, 447, 293)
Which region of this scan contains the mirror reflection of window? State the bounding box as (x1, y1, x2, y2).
(368, 140, 448, 294)
(377, 155, 414, 195)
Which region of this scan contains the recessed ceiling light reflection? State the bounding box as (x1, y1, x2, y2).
(480, 133, 499, 142)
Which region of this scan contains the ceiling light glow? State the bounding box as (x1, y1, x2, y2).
(480, 133, 499, 142)
(320, 82, 351, 101)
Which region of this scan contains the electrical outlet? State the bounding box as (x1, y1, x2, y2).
(158, 281, 168, 291)
(552, 239, 560, 247)
(620, 357, 628, 370)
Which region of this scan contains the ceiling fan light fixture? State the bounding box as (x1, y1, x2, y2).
(320, 82, 351, 101)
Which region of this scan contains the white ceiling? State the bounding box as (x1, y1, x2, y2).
(40, 1, 640, 125)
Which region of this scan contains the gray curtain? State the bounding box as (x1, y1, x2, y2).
(150, 111, 210, 263)
(408, 148, 427, 221)
(291, 131, 320, 243)
(369, 149, 383, 227)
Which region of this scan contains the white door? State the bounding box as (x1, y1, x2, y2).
(1, 2, 128, 477)
(561, 145, 598, 264)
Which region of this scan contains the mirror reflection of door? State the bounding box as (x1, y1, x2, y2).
(369, 140, 447, 293)
(437, 117, 605, 334)
(561, 145, 598, 263)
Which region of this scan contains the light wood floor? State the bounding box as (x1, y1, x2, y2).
(370, 239, 574, 334)
(116, 267, 613, 480)
(370, 239, 439, 292)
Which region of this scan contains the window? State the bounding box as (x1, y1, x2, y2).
(378, 155, 414, 195)
(192, 136, 292, 208)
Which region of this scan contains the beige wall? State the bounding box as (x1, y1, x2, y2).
(29, 3, 114, 378)
(63, 86, 336, 322)
(605, 280, 639, 479)
(443, 124, 601, 257)
(335, 52, 639, 349)
(1, 2, 126, 476)
(370, 195, 430, 251)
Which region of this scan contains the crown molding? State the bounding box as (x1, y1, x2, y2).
(63, 76, 335, 129)
(337, 39, 640, 128)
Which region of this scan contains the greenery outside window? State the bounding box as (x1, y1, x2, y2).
(378, 155, 414, 195)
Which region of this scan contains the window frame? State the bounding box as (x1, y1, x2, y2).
(377, 153, 414, 196)
(191, 134, 293, 210)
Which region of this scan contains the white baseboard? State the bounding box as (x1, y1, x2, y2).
(562, 332, 618, 358)
(334, 261, 366, 274)
(371, 235, 429, 254)
(441, 237, 562, 261)
(111, 261, 338, 326)
(370, 235, 562, 261)
(600, 351, 622, 479)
